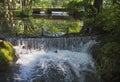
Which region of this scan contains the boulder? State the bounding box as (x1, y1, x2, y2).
(0, 34, 6, 40)
(0, 40, 18, 71)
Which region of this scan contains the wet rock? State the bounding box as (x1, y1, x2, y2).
(82, 71, 100, 82)
(0, 40, 18, 71)
(54, 50, 58, 53)
(0, 34, 6, 40)
(32, 61, 79, 82)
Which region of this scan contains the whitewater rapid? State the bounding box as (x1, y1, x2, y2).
(12, 37, 98, 82)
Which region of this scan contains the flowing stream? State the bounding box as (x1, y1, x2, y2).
(11, 37, 99, 82)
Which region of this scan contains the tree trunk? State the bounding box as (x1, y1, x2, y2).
(93, 0, 103, 13)
(112, 0, 116, 4)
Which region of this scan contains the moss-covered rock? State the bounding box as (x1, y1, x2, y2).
(0, 40, 18, 71)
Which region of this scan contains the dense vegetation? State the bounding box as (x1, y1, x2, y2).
(0, 0, 120, 82)
(66, 0, 120, 82)
(92, 3, 120, 82)
(83, 0, 120, 82)
(0, 17, 81, 37)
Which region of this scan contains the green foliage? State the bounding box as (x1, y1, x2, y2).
(95, 41, 120, 81)
(66, 0, 96, 19)
(101, 42, 119, 54)
(91, 3, 120, 81)
(5, 18, 81, 37)
(34, 19, 81, 35)
(69, 21, 81, 33)
(22, 8, 33, 16)
(82, 3, 120, 37)
(65, 0, 84, 17)
(33, 0, 72, 8)
(91, 4, 120, 41)
(14, 10, 22, 17)
(100, 5, 120, 32)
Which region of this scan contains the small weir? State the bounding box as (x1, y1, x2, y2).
(9, 37, 99, 82)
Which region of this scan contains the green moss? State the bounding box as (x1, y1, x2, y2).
(0, 49, 12, 62)
(0, 40, 18, 68)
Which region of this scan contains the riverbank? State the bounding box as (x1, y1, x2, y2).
(91, 34, 120, 82)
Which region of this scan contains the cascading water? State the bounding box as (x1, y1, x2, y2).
(12, 37, 99, 82)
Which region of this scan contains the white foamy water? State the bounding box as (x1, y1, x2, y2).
(13, 37, 98, 82)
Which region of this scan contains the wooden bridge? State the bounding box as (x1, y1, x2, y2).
(32, 8, 67, 14)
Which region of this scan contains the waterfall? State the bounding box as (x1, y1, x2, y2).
(12, 37, 99, 82)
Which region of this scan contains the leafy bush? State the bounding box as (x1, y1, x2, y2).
(93, 4, 120, 36)
(22, 8, 33, 16)
(101, 42, 119, 54)
(92, 4, 120, 82)
(65, 0, 84, 18)
(14, 10, 22, 17)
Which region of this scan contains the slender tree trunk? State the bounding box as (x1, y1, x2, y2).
(12, 0, 16, 9)
(29, 0, 33, 9)
(22, 0, 26, 13)
(112, 0, 117, 4)
(93, 0, 103, 13)
(7, 0, 10, 9)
